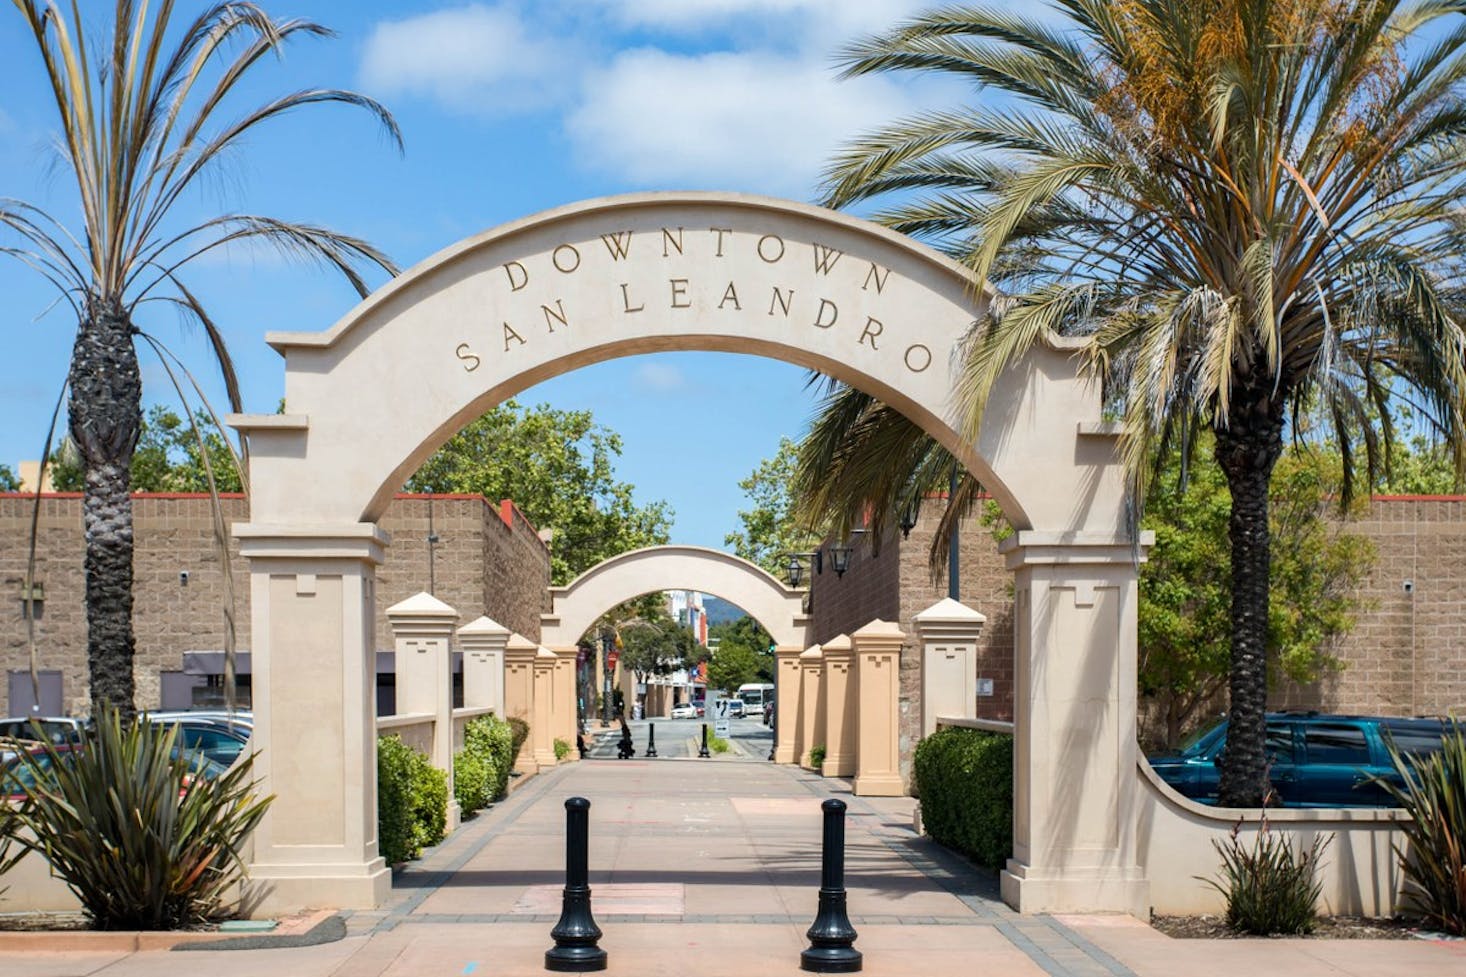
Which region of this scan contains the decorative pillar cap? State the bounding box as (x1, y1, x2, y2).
(505, 633, 539, 661)
(822, 633, 852, 657)
(534, 645, 558, 666)
(457, 614, 509, 639)
(385, 591, 459, 633)
(913, 598, 987, 641)
(799, 643, 823, 661)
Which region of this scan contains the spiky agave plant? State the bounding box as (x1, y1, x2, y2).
(1, 0, 401, 720)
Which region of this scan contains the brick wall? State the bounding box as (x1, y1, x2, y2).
(0, 493, 551, 715)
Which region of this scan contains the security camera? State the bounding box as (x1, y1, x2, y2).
(179, 570, 190, 586)
(1403, 579, 1414, 594)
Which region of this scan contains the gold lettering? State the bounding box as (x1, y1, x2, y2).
(858, 316, 883, 349)
(552, 244, 581, 274)
(757, 234, 785, 263)
(620, 283, 645, 313)
(711, 227, 733, 257)
(813, 298, 838, 329)
(504, 260, 529, 291)
(813, 243, 844, 275)
(601, 230, 633, 260)
(670, 278, 691, 309)
(768, 286, 794, 317)
(718, 281, 742, 311)
(542, 299, 569, 333)
(904, 343, 932, 373)
(455, 342, 481, 372)
(503, 322, 526, 351)
(862, 262, 890, 294)
(662, 227, 685, 257)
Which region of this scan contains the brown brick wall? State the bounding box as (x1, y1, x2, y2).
(0, 493, 550, 715)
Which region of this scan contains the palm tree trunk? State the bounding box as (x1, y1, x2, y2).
(68, 296, 142, 721)
(1213, 386, 1285, 808)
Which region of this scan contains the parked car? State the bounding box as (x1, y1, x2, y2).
(143, 710, 253, 734)
(726, 698, 746, 718)
(2, 743, 228, 801)
(0, 716, 87, 763)
(148, 718, 250, 768)
(670, 702, 698, 720)
(1147, 712, 1452, 807)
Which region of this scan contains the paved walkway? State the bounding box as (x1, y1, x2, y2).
(4, 758, 1464, 977)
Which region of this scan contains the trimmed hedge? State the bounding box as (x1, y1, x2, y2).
(456, 714, 517, 816)
(378, 735, 447, 865)
(912, 727, 1012, 870)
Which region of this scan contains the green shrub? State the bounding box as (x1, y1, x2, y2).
(809, 744, 826, 769)
(464, 714, 514, 801)
(1202, 821, 1329, 935)
(912, 727, 1012, 870)
(10, 705, 272, 929)
(1372, 721, 1466, 934)
(554, 737, 571, 761)
(377, 736, 446, 863)
(454, 749, 491, 815)
(708, 734, 730, 754)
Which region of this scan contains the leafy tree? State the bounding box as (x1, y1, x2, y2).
(706, 615, 775, 692)
(0, 464, 18, 492)
(49, 405, 242, 493)
(2, 1, 399, 718)
(725, 437, 824, 575)
(705, 642, 763, 694)
(407, 400, 673, 584)
(617, 612, 698, 683)
(1140, 442, 1374, 749)
(819, 0, 1466, 805)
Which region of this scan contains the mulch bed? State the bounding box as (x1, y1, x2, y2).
(1151, 914, 1425, 940)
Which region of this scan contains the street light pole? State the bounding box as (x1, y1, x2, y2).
(601, 630, 613, 728)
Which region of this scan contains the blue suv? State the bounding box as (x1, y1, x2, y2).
(1147, 712, 1451, 807)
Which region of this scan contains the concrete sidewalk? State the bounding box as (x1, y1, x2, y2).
(3, 759, 1463, 977)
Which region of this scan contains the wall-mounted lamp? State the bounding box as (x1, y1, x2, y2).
(828, 541, 854, 577)
(783, 550, 822, 588)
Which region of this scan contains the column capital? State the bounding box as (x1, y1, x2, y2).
(534, 646, 558, 670)
(821, 633, 852, 660)
(852, 618, 905, 654)
(773, 645, 804, 660)
(505, 633, 539, 664)
(234, 522, 390, 565)
(799, 643, 823, 666)
(914, 598, 987, 642)
(385, 592, 459, 635)
(999, 530, 1154, 571)
(457, 615, 510, 653)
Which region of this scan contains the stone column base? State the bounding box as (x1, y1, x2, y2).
(774, 743, 798, 764)
(1000, 860, 1150, 917)
(244, 858, 391, 915)
(853, 773, 904, 796)
(446, 799, 462, 833)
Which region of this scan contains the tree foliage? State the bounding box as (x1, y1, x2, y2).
(706, 615, 774, 692)
(49, 405, 242, 493)
(0, 464, 18, 492)
(406, 400, 673, 584)
(725, 437, 824, 575)
(616, 611, 698, 680)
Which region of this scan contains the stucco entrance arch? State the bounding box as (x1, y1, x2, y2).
(539, 545, 810, 650)
(231, 192, 1146, 918)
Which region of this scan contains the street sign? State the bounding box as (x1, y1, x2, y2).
(711, 695, 731, 738)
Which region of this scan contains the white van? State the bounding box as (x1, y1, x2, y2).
(736, 683, 775, 717)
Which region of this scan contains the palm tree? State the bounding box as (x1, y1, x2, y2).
(814, 0, 1466, 806)
(2, 1, 401, 720)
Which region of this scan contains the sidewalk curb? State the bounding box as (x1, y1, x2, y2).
(0, 908, 339, 953)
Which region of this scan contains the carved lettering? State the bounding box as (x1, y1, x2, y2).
(862, 262, 890, 294)
(504, 260, 529, 291)
(662, 227, 684, 257)
(904, 343, 932, 372)
(670, 278, 691, 309)
(858, 316, 883, 349)
(813, 243, 843, 275)
(757, 234, 785, 263)
(620, 283, 645, 313)
(711, 227, 733, 257)
(813, 298, 838, 329)
(719, 281, 742, 311)
(542, 299, 569, 333)
(455, 342, 481, 372)
(768, 286, 794, 318)
(552, 244, 581, 274)
(601, 230, 634, 260)
(503, 322, 526, 351)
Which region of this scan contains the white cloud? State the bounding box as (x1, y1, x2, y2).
(566, 48, 915, 197)
(633, 359, 689, 392)
(359, 5, 577, 113)
(590, 0, 930, 49)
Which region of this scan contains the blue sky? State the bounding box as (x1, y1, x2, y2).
(0, 0, 964, 548)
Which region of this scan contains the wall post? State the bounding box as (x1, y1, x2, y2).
(819, 634, 857, 778)
(533, 647, 560, 768)
(798, 644, 824, 769)
(852, 620, 905, 796)
(914, 598, 986, 738)
(458, 615, 509, 714)
(504, 633, 540, 774)
(385, 592, 462, 832)
(773, 645, 803, 764)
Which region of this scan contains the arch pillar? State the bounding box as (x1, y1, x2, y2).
(797, 645, 824, 769)
(385, 592, 461, 833)
(234, 523, 391, 913)
(458, 616, 509, 714)
(772, 645, 803, 764)
(999, 531, 1152, 916)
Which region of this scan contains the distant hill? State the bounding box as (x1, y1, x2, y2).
(703, 595, 748, 626)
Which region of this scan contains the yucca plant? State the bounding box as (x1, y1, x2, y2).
(1372, 722, 1466, 935)
(1203, 820, 1330, 935)
(8, 706, 272, 929)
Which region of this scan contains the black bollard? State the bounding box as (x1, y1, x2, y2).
(645, 722, 658, 758)
(800, 799, 861, 973)
(697, 722, 711, 758)
(545, 797, 607, 972)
